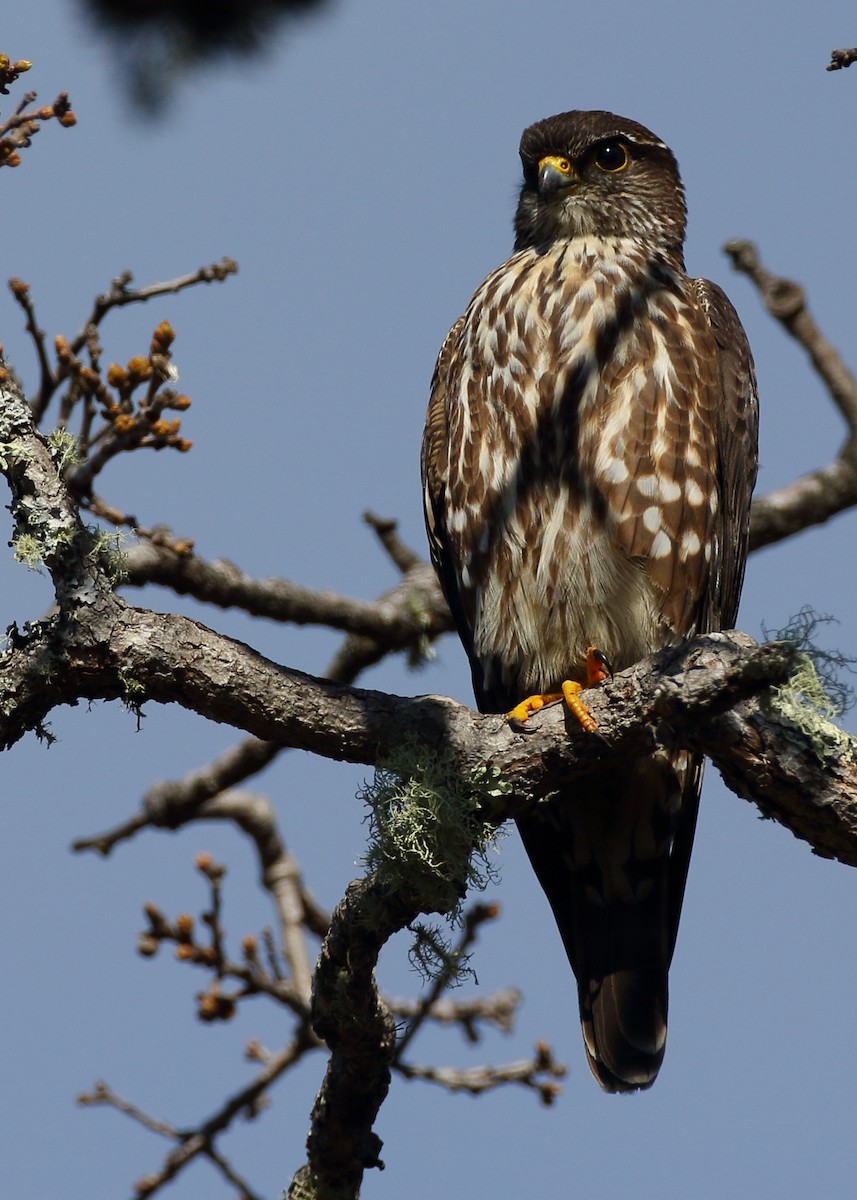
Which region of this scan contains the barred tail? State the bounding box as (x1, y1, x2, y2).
(516, 753, 701, 1092)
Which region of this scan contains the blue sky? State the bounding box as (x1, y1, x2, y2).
(2, 2, 857, 1197)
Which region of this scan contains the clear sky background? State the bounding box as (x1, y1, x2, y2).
(2, 2, 857, 1197)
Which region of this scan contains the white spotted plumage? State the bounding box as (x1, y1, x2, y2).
(422, 109, 758, 1093)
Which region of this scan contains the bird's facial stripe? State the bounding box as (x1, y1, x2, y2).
(538, 154, 579, 194)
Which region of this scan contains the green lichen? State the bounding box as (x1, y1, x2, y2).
(12, 532, 47, 572)
(87, 530, 128, 586)
(360, 741, 508, 980)
(117, 660, 146, 726)
(46, 426, 80, 472)
(764, 608, 857, 762)
(407, 920, 476, 988)
(0, 438, 33, 470)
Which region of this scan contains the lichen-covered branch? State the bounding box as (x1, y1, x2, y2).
(290, 877, 425, 1200)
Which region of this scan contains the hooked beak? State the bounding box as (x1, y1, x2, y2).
(538, 154, 579, 195)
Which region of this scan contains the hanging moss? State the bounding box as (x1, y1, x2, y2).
(763, 608, 856, 762)
(360, 739, 508, 916)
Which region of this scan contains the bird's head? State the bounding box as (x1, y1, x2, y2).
(514, 110, 687, 260)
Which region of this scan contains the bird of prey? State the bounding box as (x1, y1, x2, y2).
(421, 110, 758, 1091)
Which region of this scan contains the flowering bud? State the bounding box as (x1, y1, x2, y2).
(175, 913, 194, 939)
(137, 934, 159, 957)
(126, 355, 152, 380)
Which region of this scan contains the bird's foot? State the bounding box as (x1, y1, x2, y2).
(507, 647, 611, 733)
(507, 691, 564, 726)
(585, 645, 613, 685)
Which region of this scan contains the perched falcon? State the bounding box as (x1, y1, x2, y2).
(422, 110, 758, 1092)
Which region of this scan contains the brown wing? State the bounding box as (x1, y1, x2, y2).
(421, 313, 483, 685)
(693, 277, 759, 632)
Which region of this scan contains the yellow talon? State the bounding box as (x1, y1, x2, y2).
(586, 645, 613, 685)
(561, 680, 598, 733)
(508, 644, 611, 732)
(507, 692, 564, 724)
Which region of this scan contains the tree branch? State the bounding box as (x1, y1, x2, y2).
(725, 240, 857, 550)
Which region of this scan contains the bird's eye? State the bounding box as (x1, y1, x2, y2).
(593, 141, 629, 173)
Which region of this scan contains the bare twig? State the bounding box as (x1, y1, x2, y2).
(79, 1031, 316, 1199)
(363, 510, 422, 573)
(396, 1040, 566, 1105)
(725, 240, 857, 550)
(388, 986, 522, 1041)
(0, 62, 75, 174)
(122, 538, 451, 643)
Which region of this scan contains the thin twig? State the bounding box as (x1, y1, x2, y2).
(395, 1040, 566, 1105)
(725, 240, 857, 550)
(79, 1030, 317, 1198)
(363, 510, 422, 573)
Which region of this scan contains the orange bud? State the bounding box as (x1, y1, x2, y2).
(170, 394, 191, 410)
(59, 111, 77, 128)
(151, 320, 175, 350)
(6, 152, 21, 168)
(126, 355, 152, 380)
(9, 277, 30, 298)
(242, 934, 258, 958)
(150, 419, 179, 438)
(197, 991, 218, 1019)
(195, 851, 213, 873)
(137, 935, 159, 957)
(106, 363, 127, 387)
(113, 415, 136, 434)
(175, 913, 194, 938)
(175, 944, 194, 961)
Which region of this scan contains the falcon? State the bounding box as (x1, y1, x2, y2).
(421, 110, 758, 1091)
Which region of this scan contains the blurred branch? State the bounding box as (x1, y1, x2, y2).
(827, 48, 857, 70)
(726, 240, 857, 550)
(123, 535, 450, 644)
